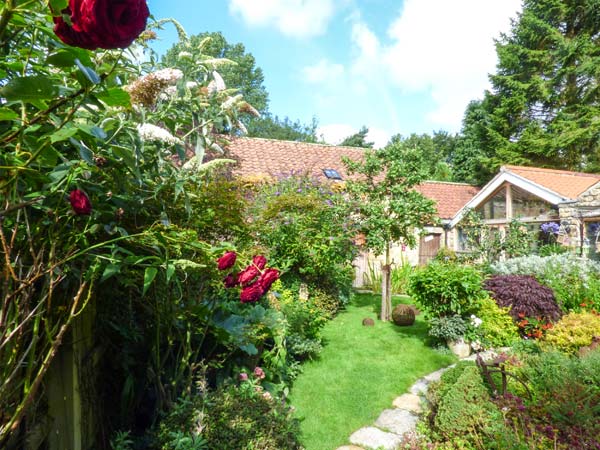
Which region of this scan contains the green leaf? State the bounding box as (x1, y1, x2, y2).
(166, 264, 176, 283)
(69, 138, 94, 164)
(50, 126, 78, 143)
(75, 59, 101, 84)
(101, 264, 121, 282)
(112, 146, 137, 172)
(49, 0, 68, 12)
(240, 343, 258, 355)
(96, 88, 131, 108)
(0, 108, 19, 121)
(0, 76, 58, 102)
(46, 50, 77, 67)
(143, 267, 158, 296)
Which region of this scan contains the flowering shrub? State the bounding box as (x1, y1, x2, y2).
(472, 297, 520, 347)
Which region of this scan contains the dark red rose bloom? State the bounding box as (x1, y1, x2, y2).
(69, 189, 92, 215)
(53, 0, 150, 50)
(240, 282, 264, 303)
(258, 268, 279, 292)
(223, 273, 238, 288)
(217, 251, 237, 271)
(252, 255, 267, 270)
(237, 265, 260, 286)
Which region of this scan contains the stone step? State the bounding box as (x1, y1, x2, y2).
(349, 426, 403, 450)
(374, 408, 418, 435)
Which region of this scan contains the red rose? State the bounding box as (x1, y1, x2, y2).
(258, 268, 279, 292)
(223, 273, 238, 288)
(252, 255, 267, 270)
(217, 251, 237, 271)
(69, 189, 92, 215)
(240, 282, 264, 303)
(237, 265, 260, 286)
(53, 0, 150, 50)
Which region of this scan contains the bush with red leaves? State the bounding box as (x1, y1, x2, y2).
(483, 274, 562, 323)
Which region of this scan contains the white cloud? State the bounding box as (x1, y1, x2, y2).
(318, 123, 390, 149)
(228, 0, 335, 38)
(301, 0, 521, 132)
(303, 59, 345, 84)
(381, 0, 522, 129)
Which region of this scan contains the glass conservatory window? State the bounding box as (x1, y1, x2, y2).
(512, 185, 556, 218)
(477, 188, 506, 220)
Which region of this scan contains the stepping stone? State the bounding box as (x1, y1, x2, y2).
(392, 393, 423, 413)
(374, 408, 418, 435)
(422, 366, 452, 383)
(349, 426, 403, 450)
(336, 446, 365, 450)
(409, 378, 429, 395)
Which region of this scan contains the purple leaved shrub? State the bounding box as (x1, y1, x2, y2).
(483, 275, 562, 322)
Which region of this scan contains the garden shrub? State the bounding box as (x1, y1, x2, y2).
(159, 384, 302, 450)
(408, 261, 487, 317)
(474, 297, 520, 348)
(430, 365, 503, 444)
(491, 253, 600, 311)
(542, 311, 600, 354)
(249, 175, 358, 301)
(483, 274, 562, 323)
(517, 351, 600, 448)
(428, 315, 467, 343)
(202, 384, 302, 450)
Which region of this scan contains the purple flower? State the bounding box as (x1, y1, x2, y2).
(540, 222, 560, 235)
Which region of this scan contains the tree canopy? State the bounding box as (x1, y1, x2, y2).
(343, 143, 438, 320)
(468, 0, 600, 172)
(339, 126, 374, 148)
(246, 113, 320, 142)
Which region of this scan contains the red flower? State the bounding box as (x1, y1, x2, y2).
(217, 251, 237, 271)
(237, 265, 260, 286)
(53, 0, 149, 50)
(223, 273, 238, 288)
(69, 189, 92, 215)
(240, 282, 264, 303)
(252, 255, 267, 270)
(258, 268, 279, 292)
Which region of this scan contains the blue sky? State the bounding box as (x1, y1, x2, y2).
(148, 0, 522, 147)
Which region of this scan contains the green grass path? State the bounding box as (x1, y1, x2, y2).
(289, 294, 456, 450)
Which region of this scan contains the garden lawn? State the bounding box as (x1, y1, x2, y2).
(289, 293, 456, 450)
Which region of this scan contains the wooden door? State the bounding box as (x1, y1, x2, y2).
(419, 233, 441, 265)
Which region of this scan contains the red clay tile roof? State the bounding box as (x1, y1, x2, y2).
(225, 136, 365, 180)
(416, 182, 481, 220)
(225, 137, 480, 219)
(503, 165, 600, 199)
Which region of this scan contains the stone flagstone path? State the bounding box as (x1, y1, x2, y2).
(336, 350, 501, 450)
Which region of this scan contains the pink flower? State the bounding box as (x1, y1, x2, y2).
(217, 251, 236, 271)
(262, 391, 273, 401)
(239, 372, 248, 382)
(258, 268, 279, 292)
(253, 366, 265, 379)
(237, 265, 260, 286)
(240, 282, 264, 303)
(252, 255, 267, 269)
(69, 189, 92, 215)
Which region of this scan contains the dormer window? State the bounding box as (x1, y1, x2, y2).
(323, 168, 342, 180)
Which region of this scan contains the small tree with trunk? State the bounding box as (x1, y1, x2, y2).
(343, 143, 438, 321)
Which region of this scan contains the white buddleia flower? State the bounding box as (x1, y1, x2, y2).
(137, 123, 182, 146)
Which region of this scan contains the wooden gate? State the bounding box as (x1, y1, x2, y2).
(418, 233, 441, 265)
